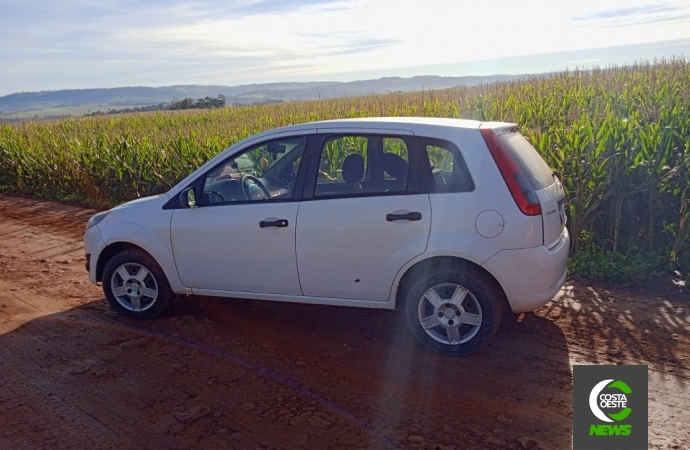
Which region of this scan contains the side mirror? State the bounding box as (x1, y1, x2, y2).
(180, 187, 197, 208)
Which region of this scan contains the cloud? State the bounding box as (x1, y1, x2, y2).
(571, 1, 690, 28)
(231, 0, 349, 16)
(1, 0, 690, 95)
(610, 13, 690, 27)
(572, 2, 684, 20)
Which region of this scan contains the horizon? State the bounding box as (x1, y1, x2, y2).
(2, 0, 690, 97)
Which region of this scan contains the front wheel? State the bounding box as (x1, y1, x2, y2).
(403, 268, 502, 356)
(102, 249, 173, 319)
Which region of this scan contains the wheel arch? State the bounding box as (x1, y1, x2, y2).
(393, 256, 509, 313)
(96, 242, 155, 283)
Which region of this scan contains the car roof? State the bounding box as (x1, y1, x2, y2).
(309, 117, 483, 128)
(250, 117, 517, 139)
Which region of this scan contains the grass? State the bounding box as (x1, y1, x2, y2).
(1, 58, 690, 279)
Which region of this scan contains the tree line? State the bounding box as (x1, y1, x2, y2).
(85, 95, 226, 116)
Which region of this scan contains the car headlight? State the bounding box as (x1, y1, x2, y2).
(86, 211, 110, 230)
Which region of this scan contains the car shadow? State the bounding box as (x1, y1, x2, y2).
(0, 295, 572, 450)
(196, 295, 573, 449)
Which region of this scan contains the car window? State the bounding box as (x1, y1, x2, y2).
(202, 137, 306, 205)
(314, 135, 411, 198)
(497, 132, 554, 190)
(422, 139, 474, 192)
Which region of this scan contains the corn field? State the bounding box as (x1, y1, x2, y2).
(1, 59, 690, 267)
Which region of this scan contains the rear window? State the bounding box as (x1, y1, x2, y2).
(498, 132, 554, 190)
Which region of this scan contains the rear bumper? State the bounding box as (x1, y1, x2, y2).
(482, 227, 569, 313)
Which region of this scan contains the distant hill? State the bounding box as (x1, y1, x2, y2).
(0, 75, 523, 115)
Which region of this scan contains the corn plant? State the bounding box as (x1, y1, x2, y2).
(1, 58, 690, 268)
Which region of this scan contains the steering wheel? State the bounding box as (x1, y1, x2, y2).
(241, 175, 271, 200)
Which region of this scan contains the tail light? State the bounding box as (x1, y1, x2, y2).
(480, 128, 541, 216)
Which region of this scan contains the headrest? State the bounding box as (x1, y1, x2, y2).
(382, 153, 408, 179)
(342, 154, 364, 184)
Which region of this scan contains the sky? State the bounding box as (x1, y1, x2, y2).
(1, 0, 690, 96)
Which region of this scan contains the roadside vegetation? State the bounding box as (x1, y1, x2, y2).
(1, 59, 689, 282)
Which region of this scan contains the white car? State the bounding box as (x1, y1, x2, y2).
(84, 117, 569, 355)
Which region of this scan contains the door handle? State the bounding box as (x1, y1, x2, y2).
(259, 218, 289, 228)
(386, 211, 422, 222)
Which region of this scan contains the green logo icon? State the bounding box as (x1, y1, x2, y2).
(589, 379, 632, 422)
(574, 365, 647, 448)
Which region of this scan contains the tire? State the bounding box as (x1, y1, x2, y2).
(403, 267, 502, 356)
(102, 249, 173, 319)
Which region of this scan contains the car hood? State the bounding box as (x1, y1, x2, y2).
(111, 194, 168, 211)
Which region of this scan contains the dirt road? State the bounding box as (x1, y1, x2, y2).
(0, 194, 688, 450)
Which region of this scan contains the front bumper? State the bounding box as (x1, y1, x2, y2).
(482, 227, 570, 313)
(84, 225, 105, 285)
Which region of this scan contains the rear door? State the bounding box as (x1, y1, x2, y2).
(496, 131, 565, 246)
(295, 129, 431, 302)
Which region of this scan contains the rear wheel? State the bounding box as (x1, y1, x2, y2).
(403, 268, 502, 356)
(103, 250, 172, 319)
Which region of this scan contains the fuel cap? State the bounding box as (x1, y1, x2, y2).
(475, 210, 505, 238)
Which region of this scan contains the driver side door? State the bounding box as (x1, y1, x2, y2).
(170, 132, 314, 295)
